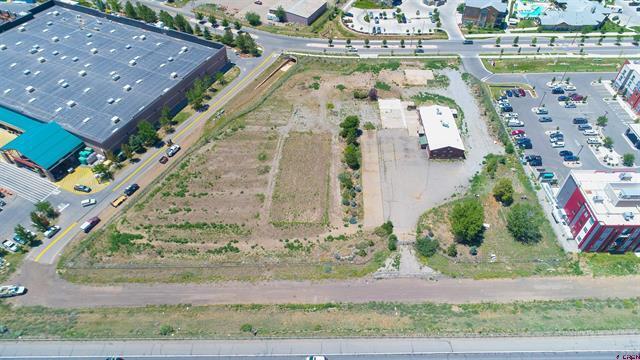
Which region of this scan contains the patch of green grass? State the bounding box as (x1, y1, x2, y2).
(1, 297, 639, 339)
(482, 58, 620, 73)
(374, 81, 391, 91)
(352, 0, 392, 9)
(583, 252, 640, 276)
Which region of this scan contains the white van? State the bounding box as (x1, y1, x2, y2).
(81, 198, 97, 207)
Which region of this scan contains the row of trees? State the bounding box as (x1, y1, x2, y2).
(120, 120, 160, 158)
(186, 75, 214, 110)
(221, 30, 259, 56)
(30, 201, 57, 233)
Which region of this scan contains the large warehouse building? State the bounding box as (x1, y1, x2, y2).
(281, 0, 327, 25)
(0, 0, 228, 180)
(418, 105, 465, 159)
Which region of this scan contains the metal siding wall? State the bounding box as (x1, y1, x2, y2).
(586, 227, 614, 252)
(556, 175, 577, 208)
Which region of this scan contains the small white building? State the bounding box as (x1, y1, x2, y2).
(418, 105, 465, 159)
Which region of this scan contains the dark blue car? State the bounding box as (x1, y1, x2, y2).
(506, 90, 513, 97)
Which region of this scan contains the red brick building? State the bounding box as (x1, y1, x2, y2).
(556, 170, 640, 253)
(462, 0, 507, 28)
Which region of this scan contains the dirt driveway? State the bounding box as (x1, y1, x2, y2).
(379, 70, 503, 237)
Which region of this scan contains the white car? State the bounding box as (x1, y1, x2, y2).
(507, 119, 524, 127)
(0, 285, 26, 298)
(563, 84, 576, 91)
(81, 198, 97, 207)
(306, 356, 327, 360)
(1, 239, 20, 253)
(166, 144, 181, 157)
(504, 112, 519, 119)
(587, 137, 603, 145)
(583, 129, 598, 136)
(533, 107, 549, 115)
(551, 141, 565, 148)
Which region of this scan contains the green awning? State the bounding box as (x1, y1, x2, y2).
(1, 122, 83, 170)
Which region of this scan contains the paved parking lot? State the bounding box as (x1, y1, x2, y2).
(347, 0, 438, 35)
(501, 72, 638, 184)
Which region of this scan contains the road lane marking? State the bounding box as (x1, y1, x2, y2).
(34, 222, 77, 263)
(112, 53, 276, 192)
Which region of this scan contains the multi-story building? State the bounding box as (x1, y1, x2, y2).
(613, 60, 640, 115)
(462, 0, 507, 28)
(556, 170, 640, 253)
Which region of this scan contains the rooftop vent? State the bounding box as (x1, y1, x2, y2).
(37, 57, 46, 63)
(110, 29, 116, 33)
(123, 84, 132, 92)
(90, 48, 98, 54)
(170, 72, 178, 79)
(61, 82, 69, 88)
(53, 10, 60, 16)
(624, 211, 635, 221)
(86, 41, 93, 46)
(593, 195, 604, 203)
(167, 56, 174, 62)
(42, 29, 49, 33)
(82, 117, 91, 123)
(18, 26, 25, 32)
(23, 69, 30, 75)
(66, 100, 76, 108)
(57, 79, 65, 85)
(47, 21, 53, 26)
(159, 63, 166, 68)
(111, 74, 120, 81)
(9, 63, 16, 68)
(54, 107, 62, 113)
(72, 56, 79, 62)
(61, 55, 67, 60)
(128, 59, 136, 66)
(78, 70, 87, 77)
(28, 97, 36, 103)
(15, 41, 22, 46)
(107, 98, 115, 104)
(51, 36, 59, 42)
(86, 33, 92, 38)
(25, 86, 35, 93)
(619, 173, 633, 181)
(0, 44, 6, 50)
(64, 35, 70, 39)
(140, 35, 146, 40)
(163, 87, 169, 93)
(135, 79, 143, 84)
(110, 48, 116, 53)
(111, 116, 120, 124)
(34, 70, 40, 75)
(84, 63, 91, 68)
(3, 89, 11, 95)
(83, 87, 91, 94)
(52, 50, 59, 56)
(115, 98, 122, 103)
(125, 44, 131, 49)
(29, 48, 37, 54)
(181, 46, 188, 52)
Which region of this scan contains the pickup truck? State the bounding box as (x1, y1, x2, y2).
(0, 285, 26, 298)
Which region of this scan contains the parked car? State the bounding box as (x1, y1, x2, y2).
(563, 155, 580, 162)
(573, 117, 588, 124)
(124, 183, 140, 196)
(507, 119, 524, 127)
(549, 131, 564, 139)
(587, 137, 603, 145)
(166, 144, 181, 157)
(519, 141, 532, 149)
(534, 107, 549, 115)
(0, 200, 5, 207)
(44, 225, 61, 239)
(570, 93, 585, 101)
(0, 285, 26, 298)
(511, 130, 525, 136)
(506, 90, 513, 97)
(463, 40, 474, 45)
(513, 90, 520, 98)
(501, 105, 513, 112)
(552, 87, 565, 94)
(583, 129, 598, 136)
(517, 88, 526, 97)
(81, 198, 97, 207)
(526, 155, 543, 166)
(12, 232, 33, 246)
(558, 95, 570, 102)
(559, 150, 573, 157)
(254, 0, 262, 4)
(73, 184, 92, 193)
(159, 156, 169, 164)
(111, 195, 128, 208)
(80, 216, 100, 233)
(552, 140, 565, 148)
(538, 116, 552, 122)
(578, 123, 592, 130)
(565, 102, 577, 108)
(563, 84, 577, 91)
(1, 239, 20, 253)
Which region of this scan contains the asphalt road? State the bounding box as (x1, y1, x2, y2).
(0, 335, 639, 359)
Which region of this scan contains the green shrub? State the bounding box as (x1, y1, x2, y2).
(415, 236, 438, 257)
(449, 198, 484, 244)
(387, 234, 398, 251)
(493, 178, 514, 206)
(507, 203, 543, 244)
(446, 243, 458, 257)
(159, 324, 174, 336)
(240, 323, 253, 332)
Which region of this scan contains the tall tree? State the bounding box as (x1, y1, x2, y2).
(14, 224, 36, 246)
(30, 212, 50, 232)
(124, 0, 137, 19)
(94, 0, 106, 12)
(137, 120, 159, 146)
(35, 201, 56, 219)
(159, 10, 174, 29)
(107, 0, 121, 13)
(275, 6, 286, 22)
(221, 28, 234, 45)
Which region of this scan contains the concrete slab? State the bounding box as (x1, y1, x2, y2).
(361, 130, 384, 229)
(404, 69, 434, 86)
(378, 98, 406, 129)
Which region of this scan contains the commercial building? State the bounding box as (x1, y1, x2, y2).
(462, 0, 507, 28)
(418, 105, 465, 159)
(625, 123, 640, 150)
(537, 0, 610, 31)
(0, 0, 228, 167)
(613, 60, 640, 115)
(556, 170, 640, 253)
(282, 0, 327, 25)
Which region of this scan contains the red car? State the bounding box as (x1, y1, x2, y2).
(159, 156, 168, 164)
(511, 130, 525, 136)
(570, 93, 584, 101)
(517, 88, 526, 97)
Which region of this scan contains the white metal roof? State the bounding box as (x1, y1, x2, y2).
(418, 105, 465, 152)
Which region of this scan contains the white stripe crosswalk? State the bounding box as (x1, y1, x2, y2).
(0, 162, 59, 203)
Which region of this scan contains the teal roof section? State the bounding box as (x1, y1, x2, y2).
(0, 105, 42, 132)
(1, 122, 83, 170)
